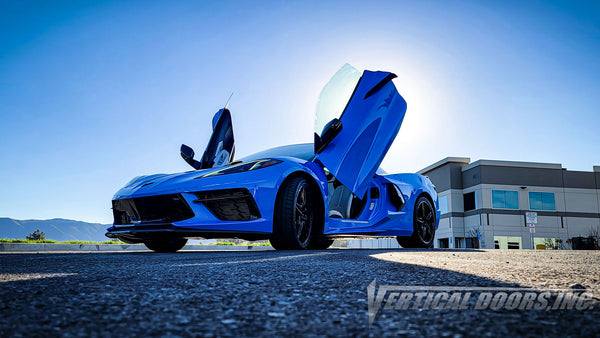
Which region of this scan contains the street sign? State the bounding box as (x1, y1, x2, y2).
(528, 225, 536, 234)
(526, 212, 538, 224)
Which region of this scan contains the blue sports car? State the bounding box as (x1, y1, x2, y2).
(107, 64, 439, 252)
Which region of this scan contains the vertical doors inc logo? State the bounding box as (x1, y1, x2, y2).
(367, 279, 596, 327)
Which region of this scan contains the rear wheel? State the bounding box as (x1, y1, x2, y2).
(396, 196, 435, 248)
(144, 238, 188, 253)
(270, 177, 315, 250)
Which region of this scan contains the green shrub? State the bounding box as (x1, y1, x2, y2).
(248, 242, 272, 246)
(0, 238, 57, 243)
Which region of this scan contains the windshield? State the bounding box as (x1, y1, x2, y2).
(314, 64, 362, 137)
(238, 143, 314, 162)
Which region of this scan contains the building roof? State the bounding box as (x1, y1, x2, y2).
(417, 157, 470, 175)
(419, 157, 599, 177)
(461, 159, 563, 172)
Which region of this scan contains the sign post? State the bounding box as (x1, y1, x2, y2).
(526, 212, 538, 249)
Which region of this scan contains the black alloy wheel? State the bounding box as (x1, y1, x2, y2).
(396, 196, 435, 248)
(270, 177, 316, 250)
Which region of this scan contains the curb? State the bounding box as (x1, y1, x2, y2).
(0, 243, 274, 252)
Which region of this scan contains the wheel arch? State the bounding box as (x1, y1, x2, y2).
(414, 190, 437, 228)
(415, 189, 440, 231)
(416, 191, 435, 212)
(273, 171, 326, 235)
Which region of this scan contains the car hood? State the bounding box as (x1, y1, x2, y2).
(113, 166, 224, 199)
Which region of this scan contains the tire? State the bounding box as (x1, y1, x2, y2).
(309, 238, 334, 250)
(270, 177, 315, 250)
(116, 236, 140, 244)
(396, 196, 435, 248)
(144, 238, 188, 253)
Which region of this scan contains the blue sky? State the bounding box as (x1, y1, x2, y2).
(1, 0, 599, 223)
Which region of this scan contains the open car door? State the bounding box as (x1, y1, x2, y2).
(313, 64, 407, 197)
(181, 108, 235, 170)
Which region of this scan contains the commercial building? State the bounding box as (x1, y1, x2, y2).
(418, 158, 600, 249)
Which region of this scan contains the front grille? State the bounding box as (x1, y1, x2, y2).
(194, 188, 261, 221)
(112, 194, 194, 225)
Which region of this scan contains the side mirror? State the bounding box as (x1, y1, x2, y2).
(314, 118, 342, 154)
(181, 144, 201, 169)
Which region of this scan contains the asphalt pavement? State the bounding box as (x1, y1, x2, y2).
(0, 249, 598, 337)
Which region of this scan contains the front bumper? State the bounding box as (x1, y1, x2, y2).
(107, 187, 274, 241)
(105, 223, 270, 242)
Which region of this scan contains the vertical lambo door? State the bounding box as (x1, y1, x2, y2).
(313, 64, 411, 236)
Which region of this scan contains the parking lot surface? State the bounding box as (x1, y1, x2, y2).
(0, 249, 598, 337)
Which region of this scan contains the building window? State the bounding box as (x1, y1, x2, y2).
(438, 238, 449, 248)
(492, 190, 519, 209)
(463, 191, 477, 211)
(529, 192, 556, 211)
(507, 241, 520, 249)
(439, 195, 448, 214)
(494, 236, 522, 250)
(465, 238, 479, 249)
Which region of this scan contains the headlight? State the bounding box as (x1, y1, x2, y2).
(196, 159, 282, 179)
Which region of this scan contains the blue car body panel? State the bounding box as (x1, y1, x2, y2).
(107, 148, 438, 240)
(107, 65, 438, 243)
(321, 173, 438, 237)
(314, 70, 406, 198)
(109, 155, 328, 236)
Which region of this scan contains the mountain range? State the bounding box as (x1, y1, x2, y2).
(0, 218, 111, 242)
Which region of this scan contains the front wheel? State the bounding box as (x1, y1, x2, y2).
(396, 196, 435, 248)
(308, 238, 334, 250)
(270, 177, 315, 250)
(144, 238, 188, 253)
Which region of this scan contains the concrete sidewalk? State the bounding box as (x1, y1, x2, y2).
(0, 243, 274, 252)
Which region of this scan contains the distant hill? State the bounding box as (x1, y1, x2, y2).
(0, 218, 111, 242)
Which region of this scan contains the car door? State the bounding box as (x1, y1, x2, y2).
(200, 108, 235, 169)
(313, 64, 407, 198)
(182, 107, 236, 170)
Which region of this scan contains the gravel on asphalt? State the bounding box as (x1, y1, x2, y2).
(0, 249, 598, 337)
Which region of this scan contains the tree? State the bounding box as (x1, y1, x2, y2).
(465, 225, 482, 248)
(26, 229, 46, 241)
(585, 225, 599, 250)
(587, 225, 600, 240)
(543, 238, 558, 250)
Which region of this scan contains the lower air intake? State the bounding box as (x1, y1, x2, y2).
(112, 194, 194, 225)
(194, 188, 261, 221)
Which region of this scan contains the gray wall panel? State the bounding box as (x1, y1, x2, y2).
(423, 165, 451, 192)
(562, 171, 597, 189)
(450, 165, 465, 189)
(421, 163, 466, 193)
(463, 166, 564, 188)
(462, 167, 481, 188)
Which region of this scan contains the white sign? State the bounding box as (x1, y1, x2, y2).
(529, 225, 536, 234)
(526, 212, 538, 224)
